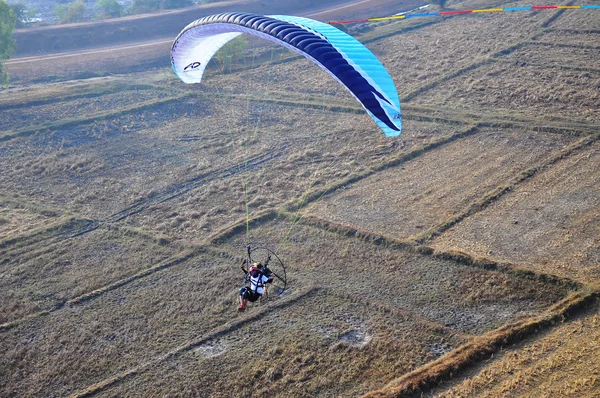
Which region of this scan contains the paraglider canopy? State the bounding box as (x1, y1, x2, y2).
(171, 12, 402, 137)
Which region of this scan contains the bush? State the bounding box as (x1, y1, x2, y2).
(96, 0, 123, 19)
(129, 0, 194, 14)
(54, 0, 86, 24)
(214, 36, 249, 73)
(0, 0, 16, 86)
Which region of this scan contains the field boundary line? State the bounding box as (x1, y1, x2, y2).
(202, 126, 481, 247)
(546, 28, 600, 34)
(402, 36, 538, 102)
(406, 105, 600, 135)
(102, 145, 289, 226)
(402, 58, 492, 102)
(66, 248, 201, 305)
(410, 133, 600, 244)
(211, 91, 366, 116)
(399, 12, 584, 103)
(4, 143, 288, 247)
(201, 243, 475, 340)
(0, 217, 96, 261)
(69, 285, 320, 398)
(524, 40, 600, 51)
(4, 128, 593, 332)
(495, 58, 600, 74)
(211, 91, 475, 126)
(285, 125, 480, 212)
(328, 288, 475, 340)
(362, 290, 598, 398)
(206, 208, 279, 245)
(0, 82, 162, 111)
(297, 215, 581, 291)
(0, 302, 64, 332)
(0, 93, 193, 142)
(218, 90, 600, 134)
(541, 0, 577, 28)
(221, 90, 600, 134)
(0, 248, 202, 332)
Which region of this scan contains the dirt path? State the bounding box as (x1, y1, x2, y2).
(7, 39, 174, 66)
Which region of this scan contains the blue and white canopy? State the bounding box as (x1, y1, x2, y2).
(171, 13, 402, 136)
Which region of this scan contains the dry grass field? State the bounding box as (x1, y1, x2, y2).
(1, 0, 599, 396)
(432, 301, 600, 397)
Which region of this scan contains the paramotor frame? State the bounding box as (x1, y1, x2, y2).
(244, 245, 287, 299)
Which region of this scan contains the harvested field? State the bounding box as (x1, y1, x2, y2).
(504, 42, 600, 71)
(1, 66, 460, 238)
(216, 220, 571, 335)
(372, 10, 550, 97)
(6, 41, 173, 84)
(432, 141, 600, 284)
(0, 219, 569, 397)
(1, 252, 237, 397)
(535, 30, 600, 49)
(124, 112, 457, 242)
(414, 62, 600, 122)
(0, 224, 176, 324)
(547, 6, 600, 30)
(95, 288, 467, 398)
(0, 78, 171, 131)
(433, 301, 600, 398)
(0, 194, 61, 241)
(308, 128, 574, 240)
(1, 0, 599, 396)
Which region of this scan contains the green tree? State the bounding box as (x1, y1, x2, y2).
(214, 36, 248, 73)
(9, 2, 26, 28)
(96, 0, 123, 18)
(0, 0, 16, 86)
(54, 0, 86, 24)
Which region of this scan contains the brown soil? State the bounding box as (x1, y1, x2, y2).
(1, 0, 599, 396)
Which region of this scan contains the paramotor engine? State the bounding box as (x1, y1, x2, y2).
(243, 245, 287, 299)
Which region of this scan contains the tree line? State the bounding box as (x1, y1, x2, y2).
(0, 0, 15, 85)
(9, 0, 218, 26)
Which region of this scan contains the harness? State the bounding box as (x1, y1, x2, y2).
(248, 270, 266, 292)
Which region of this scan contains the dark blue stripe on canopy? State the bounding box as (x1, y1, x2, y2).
(173, 12, 399, 132)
